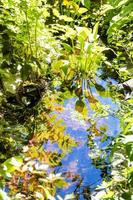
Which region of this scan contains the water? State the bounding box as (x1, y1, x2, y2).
(43, 75, 120, 199)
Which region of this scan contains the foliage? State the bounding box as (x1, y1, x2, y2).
(98, 0, 133, 80)
(94, 99, 133, 200)
(0, 93, 77, 199)
(0, 0, 133, 199)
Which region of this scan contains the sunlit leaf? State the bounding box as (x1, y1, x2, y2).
(59, 15, 73, 22)
(81, 0, 90, 9)
(62, 43, 73, 52)
(93, 22, 99, 41)
(78, 7, 88, 15)
(53, 8, 60, 17)
(0, 156, 23, 176)
(102, 190, 114, 199)
(43, 188, 56, 200)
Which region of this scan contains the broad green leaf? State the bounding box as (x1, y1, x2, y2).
(76, 27, 91, 40)
(0, 156, 23, 176)
(62, 43, 73, 52)
(0, 69, 10, 78)
(21, 64, 32, 81)
(127, 166, 133, 174)
(10, 157, 23, 167)
(42, 8, 50, 18)
(53, 8, 60, 17)
(108, 3, 133, 37)
(117, 0, 129, 7)
(102, 190, 114, 199)
(81, 0, 90, 9)
(60, 15, 73, 22)
(100, 4, 114, 14)
(78, 7, 88, 15)
(52, 60, 63, 73)
(63, 27, 76, 39)
(62, 65, 69, 75)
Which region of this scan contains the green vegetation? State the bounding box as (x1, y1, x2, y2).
(0, 0, 133, 199)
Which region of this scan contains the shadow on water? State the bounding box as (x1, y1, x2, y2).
(44, 78, 120, 200)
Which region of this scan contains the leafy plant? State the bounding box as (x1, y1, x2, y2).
(0, 0, 133, 199)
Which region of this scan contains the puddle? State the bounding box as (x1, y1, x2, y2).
(44, 89, 120, 199)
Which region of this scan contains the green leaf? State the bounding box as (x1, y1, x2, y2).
(53, 8, 60, 17)
(117, 0, 129, 7)
(21, 64, 32, 81)
(102, 190, 114, 199)
(43, 188, 56, 200)
(62, 65, 69, 75)
(59, 15, 73, 22)
(76, 27, 91, 41)
(78, 7, 88, 15)
(0, 156, 23, 177)
(81, 0, 90, 9)
(52, 60, 63, 73)
(93, 22, 99, 41)
(0, 69, 10, 78)
(108, 2, 133, 38)
(100, 4, 114, 14)
(62, 43, 73, 52)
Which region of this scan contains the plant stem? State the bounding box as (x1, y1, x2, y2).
(25, 9, 32, 58)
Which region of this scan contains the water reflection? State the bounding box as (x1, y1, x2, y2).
(44, 92, 120, 199)
(58, 99, 89, 131)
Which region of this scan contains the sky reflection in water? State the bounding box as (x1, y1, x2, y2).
(44, 94, 120, 199)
